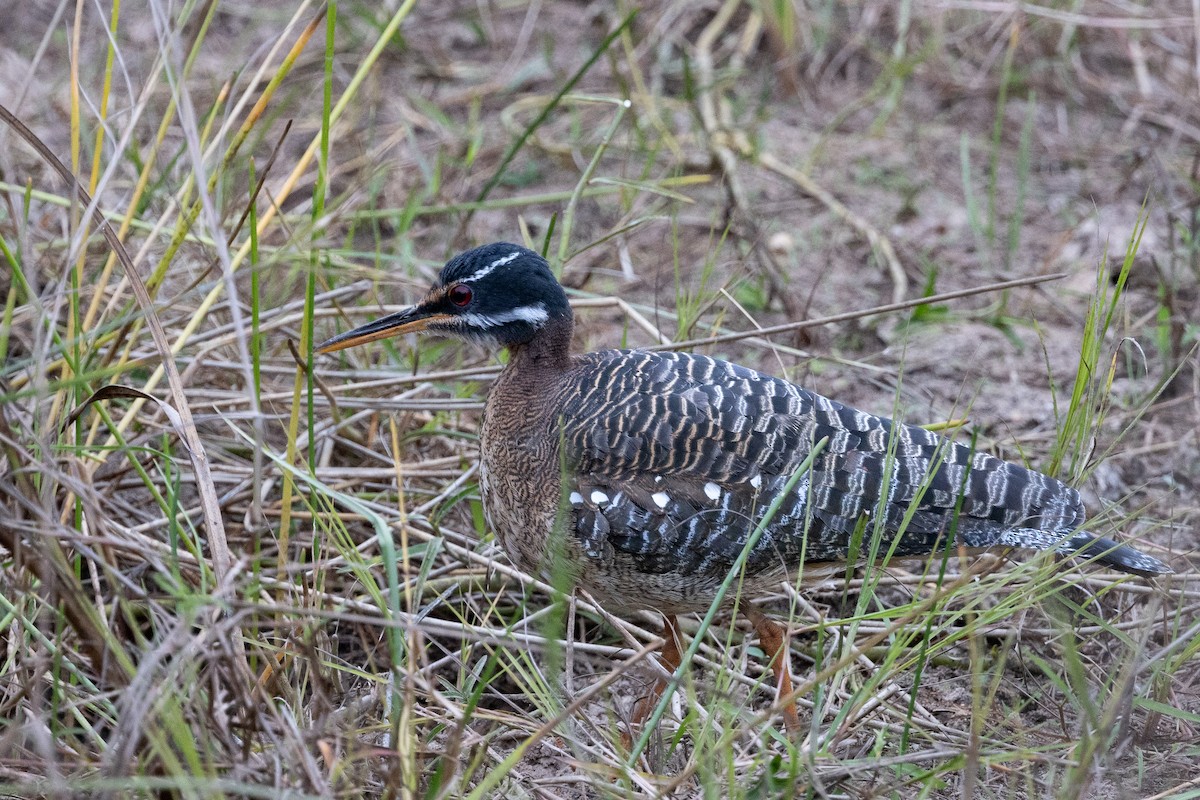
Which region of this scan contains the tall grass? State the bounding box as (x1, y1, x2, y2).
(0, 2, 1194, 798)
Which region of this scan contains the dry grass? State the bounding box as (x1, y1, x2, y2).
(1, 1, 1198, 797)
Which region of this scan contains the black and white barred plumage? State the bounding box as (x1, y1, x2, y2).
(555, 349, 1167, 597)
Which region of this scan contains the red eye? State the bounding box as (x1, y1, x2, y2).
(448, 284, 473, 307)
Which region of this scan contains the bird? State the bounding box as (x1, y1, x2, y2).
(317, 242, 1172, 736)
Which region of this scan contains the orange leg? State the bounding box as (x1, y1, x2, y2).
(745, 605, 801, 733)
(629, 613, 684, 732)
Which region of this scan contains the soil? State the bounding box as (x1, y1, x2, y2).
(1, 2, 1197, 798)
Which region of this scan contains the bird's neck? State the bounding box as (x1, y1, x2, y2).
(488, 314, 574, 438)
(504, 314, 574, 376)
(479, 314, 574, 574)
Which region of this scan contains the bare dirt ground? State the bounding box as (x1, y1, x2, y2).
(1, 1, 1198, 798)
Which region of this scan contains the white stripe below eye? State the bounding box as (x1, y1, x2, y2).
(464, 251, 521, 283)
(460, 304, 549, 329)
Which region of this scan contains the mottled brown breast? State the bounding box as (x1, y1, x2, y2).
(478, 347, 570, 576)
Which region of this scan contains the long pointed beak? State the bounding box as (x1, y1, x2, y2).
(317, 305, 451, 354)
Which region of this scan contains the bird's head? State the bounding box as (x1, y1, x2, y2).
(317, 243, 572, 354)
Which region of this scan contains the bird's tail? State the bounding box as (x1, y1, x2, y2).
(1062, 532, 1173, 576)
(998, 529, 1172, 577)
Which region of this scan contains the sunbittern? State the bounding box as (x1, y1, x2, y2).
(317, 242, 1171, 735)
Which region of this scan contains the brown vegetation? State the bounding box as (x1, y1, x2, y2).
(0, 2, 1197, 797)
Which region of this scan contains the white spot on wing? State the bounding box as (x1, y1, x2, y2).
(569, 491, 583, 505)
(750, 474, 762, 490)
(590, 490, 609, 505)
(651, 491, 670, 508)
(704, 482, 721, 501)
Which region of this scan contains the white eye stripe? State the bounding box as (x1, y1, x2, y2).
(463, 251, 521, 283)
(459, 304, 549, 329)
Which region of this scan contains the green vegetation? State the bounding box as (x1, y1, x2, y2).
(0, 2, 1194, 798)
